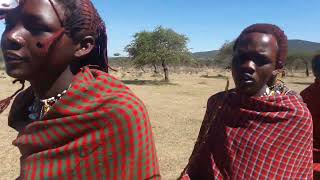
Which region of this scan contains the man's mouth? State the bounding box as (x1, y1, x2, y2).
(240, 73, 254, 82)
(4, 51, 27, 64)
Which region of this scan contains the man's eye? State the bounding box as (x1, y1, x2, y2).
(252, 55, 270, 66)
(30, 27, 43, 32)
(27, 25, 50, 35)
(233, 55, 246, 63)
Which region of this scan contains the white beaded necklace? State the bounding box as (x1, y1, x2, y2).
(262, 87, 271, 97)
(28, 87, 70, 121)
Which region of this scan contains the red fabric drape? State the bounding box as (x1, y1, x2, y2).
(301, 79, 320, 177)
(9, 67, 160, 179)
(182, 91, 313, 179)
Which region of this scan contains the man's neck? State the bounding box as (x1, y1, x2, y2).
(254, 85, 269, 97)
(29, 67, 75, 99)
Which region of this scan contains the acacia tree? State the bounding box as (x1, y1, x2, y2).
(214, 41, 234, 68)
(125, 26, 191, 81)
(125, 31, 155, 67)
(286, 53, 313, 76)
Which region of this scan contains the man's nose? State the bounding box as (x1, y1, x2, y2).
(241, 59, 255, 73)
(4, 27, 26, 50)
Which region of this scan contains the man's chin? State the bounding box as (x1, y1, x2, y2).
(235, 85, 258, 97)
(6, 69, 30, 80)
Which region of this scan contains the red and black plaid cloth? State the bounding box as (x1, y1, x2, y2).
(301, 78, 320, 177)
(182, 90, 313, 179)
(9, 67, 160, 179)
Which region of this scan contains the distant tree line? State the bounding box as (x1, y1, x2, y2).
(108, 27, 319, 78)
(209, 41, 318, 76)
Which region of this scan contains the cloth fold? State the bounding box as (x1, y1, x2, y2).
(183, 91, 313, 179)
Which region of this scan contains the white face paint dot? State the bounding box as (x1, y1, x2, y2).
(262, 35, 270, 43)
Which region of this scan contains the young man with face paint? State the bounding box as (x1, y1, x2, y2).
(0, 0, 160, 179)
(180, 24, 313, 179)
(301, 54, 320, 178)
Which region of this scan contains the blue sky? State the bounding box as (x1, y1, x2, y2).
(1, 0, 319, 56)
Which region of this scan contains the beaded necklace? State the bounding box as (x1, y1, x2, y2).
(28, 87, 69, 121)
(262, 87, 272, 97)
(261, 79, 287, 97)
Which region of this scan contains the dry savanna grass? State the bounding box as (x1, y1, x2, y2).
(0, 67, 314, 180)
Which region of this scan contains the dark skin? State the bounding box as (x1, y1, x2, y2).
(232, 32, 278, 97)
(312, 57, 320, 79)
(1, 0, 95, 99)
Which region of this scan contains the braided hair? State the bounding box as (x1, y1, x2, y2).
(52, 0, 108, 72)
(233, 23, 288, 69)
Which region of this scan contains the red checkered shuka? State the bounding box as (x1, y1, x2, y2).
(11, 67, 160, 180)
(301, 79, 320, 176)
(182, 91, 313, 180)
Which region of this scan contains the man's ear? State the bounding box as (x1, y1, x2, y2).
(74, 36, 95, 58)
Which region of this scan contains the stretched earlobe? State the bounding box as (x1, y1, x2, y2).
(74, 36, 95, 58)
(268, 69, 283, 87)
(276, 60, 283, 69)
(272, 69, 285, 77)
(272, 70, 279, 76)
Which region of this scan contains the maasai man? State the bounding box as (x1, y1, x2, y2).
(301, 54, 320, 178)
(180, 24, 313, 179)
(0, 0, 160, 179)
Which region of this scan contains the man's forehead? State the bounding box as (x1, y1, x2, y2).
(2, 0, 52, 15)
(237, 32, 278, 49)
(21, 0, 62, 21)
(3, 0, 64, 29)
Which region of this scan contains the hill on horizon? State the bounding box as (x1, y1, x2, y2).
(192, 50, 218, 59)
(192, 39, 320, 59)
(287, 39, 320, 54)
